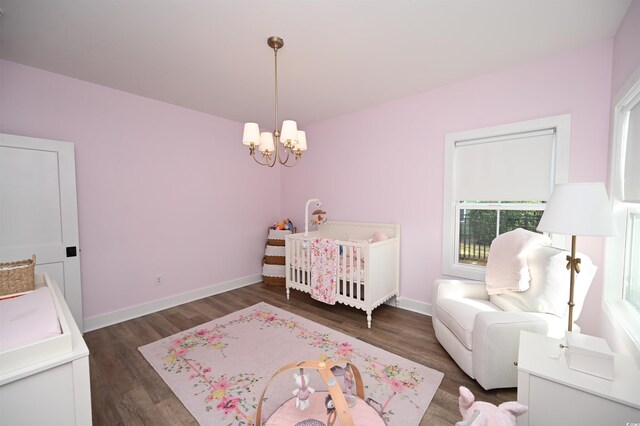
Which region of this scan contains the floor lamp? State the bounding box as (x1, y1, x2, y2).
(536, 183, 617, 331)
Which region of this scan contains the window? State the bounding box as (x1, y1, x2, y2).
(457, 202, 545, 266)
(605, 76, 640, 360)
(442, 115, 570, 280)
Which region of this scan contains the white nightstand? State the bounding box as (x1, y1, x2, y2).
(517, 331, 640, 426)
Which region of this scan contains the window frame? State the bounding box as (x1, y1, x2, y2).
(442, 114, 571, 281)
(604, 76, 640, 363)
(623, 212, 640, 310)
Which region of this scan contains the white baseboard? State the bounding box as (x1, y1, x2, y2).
(386, 296, 432, 316)
(83, 274, 262, 332)
(85, 277, 432, 332)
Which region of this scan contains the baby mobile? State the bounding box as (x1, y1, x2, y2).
(304, 198, 328, 237)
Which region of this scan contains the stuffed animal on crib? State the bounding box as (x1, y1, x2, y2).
(292, 371, 315, 410)
(456, 386, 527, 426)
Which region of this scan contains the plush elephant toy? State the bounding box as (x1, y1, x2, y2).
(456, 386, 527, 426)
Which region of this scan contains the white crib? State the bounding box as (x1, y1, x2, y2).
(285, 221, 400, 328)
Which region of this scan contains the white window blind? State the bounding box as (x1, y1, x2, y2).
(454, 129, 555, 201)
(624, 98, 640, 202)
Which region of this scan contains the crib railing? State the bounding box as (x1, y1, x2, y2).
(285, 234, 369, 304)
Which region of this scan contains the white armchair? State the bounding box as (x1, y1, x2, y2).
(432, 246, 596, 390)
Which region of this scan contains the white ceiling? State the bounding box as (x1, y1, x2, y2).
(0, 1, 631, 130)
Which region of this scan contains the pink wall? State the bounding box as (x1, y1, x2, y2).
(0, 59, 281, 319)
(281, 42, 614, 334)
(612, 0, 640, 98)
(0, 22, 629, 336)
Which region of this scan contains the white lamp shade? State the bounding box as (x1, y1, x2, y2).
(242, 123, 260, 146)
(296, 131, 307, 151)
(259, 132, 275, 153)
(280, 120, 298, 145)
(537, 182, 617, 236)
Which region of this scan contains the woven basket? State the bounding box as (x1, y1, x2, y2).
(0, 255, 36, 296)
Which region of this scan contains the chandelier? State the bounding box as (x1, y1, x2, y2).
(242, 36, 306, 167)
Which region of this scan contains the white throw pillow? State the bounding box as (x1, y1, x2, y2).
(490, 246, 596, 318)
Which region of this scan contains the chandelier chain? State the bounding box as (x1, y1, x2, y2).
(274, 47, 279, 137)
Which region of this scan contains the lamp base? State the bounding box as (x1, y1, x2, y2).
(566, 235, 581, 331)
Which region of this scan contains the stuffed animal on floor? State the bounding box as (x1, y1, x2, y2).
(456, 386, 527, 426)
(292, 371, 315, 410)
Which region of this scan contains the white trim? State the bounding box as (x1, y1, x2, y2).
(456, 202, 546, 211)
(385, 296, 432, 316)
(83, 274, 262, 332)
(85, 275, 432, 332)
(622, 90, 640, 114)
(604, 71, 640, 364)
(603, 299, 640, 363)
(0, 133, 84, 330)
(442, 114, 571, 281)
(455, 128, 556, 146)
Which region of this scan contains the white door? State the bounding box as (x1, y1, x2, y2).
(0, 133, 83, 331)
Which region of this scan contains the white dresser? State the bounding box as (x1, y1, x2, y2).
(517, 331, 640, 426)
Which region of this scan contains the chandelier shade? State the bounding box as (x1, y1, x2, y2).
(280, 120, 299, 146)
(260, 132, 275, 153)
(242, 123, 260, 146)
(296, 131, 308, 151)
(242, 36, 306, 167)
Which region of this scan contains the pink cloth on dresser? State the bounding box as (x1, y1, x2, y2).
(310, 238, 338, 305)
(0, 287, 61, 352)
(485, 228, 551, 295)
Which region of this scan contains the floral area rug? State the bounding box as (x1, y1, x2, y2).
(139, 302, 443, 425)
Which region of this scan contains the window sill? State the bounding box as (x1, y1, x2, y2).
(442, 262, 486, 282)
(603, 299, 640, 365)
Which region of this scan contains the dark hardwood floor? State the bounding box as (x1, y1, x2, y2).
(84, 283, 517, 425)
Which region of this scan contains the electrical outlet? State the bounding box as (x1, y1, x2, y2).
(155, 274, 163, 285)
